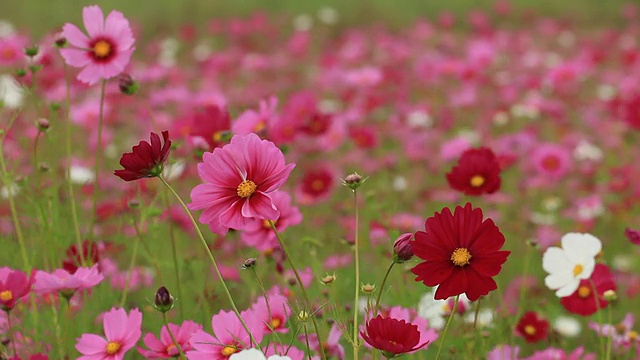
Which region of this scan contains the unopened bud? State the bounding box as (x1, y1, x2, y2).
(118, 74, 139, 95)
(15, 69, 27, 78)
(54, 34, 67, 48)
(38, 162, 50, 172)
(154, 286, 174, 313)
(298, 310, 310, 322)
(24, 45, 39, 58)
(361, 283, 376, 294)
(320, 273, 337, 285)
(242, 258, 257, 269)
(603, 290, 617, 302)
(128, 199, 140, 208)
(342, 172, 366, 190)
(393, 233, 414, 263)
(36, 118, 50, 131)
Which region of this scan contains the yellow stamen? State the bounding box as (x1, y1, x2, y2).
(221, 346, 237, 356)
(166, 344, 176, 354)
(470, 175, 485, 187)
(270, 318, 282, 329)
(237, 180, 257, 198)
(311, 179, 324, 191)
(450, 248, 472, 266)
(524, 325, 536, 336)
(106, 341, 121, 355)
(573, 264, 583, 277)
(577, 285, 591, 298)
(629, 331, 638, 341)
(93, 40, 111, 58)
(0, 290, 12, 302)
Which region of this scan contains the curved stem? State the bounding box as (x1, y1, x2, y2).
(158, 175, 257, 347)
(32, 130, 42, 185)
(162, 312, 186, 359)
(89, 80, 107, 241)
(473, 297, 483, 330)
(120, 217, 141, 307)
(435, 295, 459, 360)
(302, 323, 312, 360)
(268, 220, 327, 360)
(61, 62, 85, 266)
(250, 267, 273, 331)
(373, 262, 395, 316)
(352, 190, 361, 360)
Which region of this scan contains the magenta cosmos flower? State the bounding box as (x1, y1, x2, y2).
(33, 264, 103, 298)
(0, 268, 31, 311)
(189, 133, 295, 235)
(76, 307, 142, 360)
(137, 320, 202, 358)
(59, 5, 135, 85)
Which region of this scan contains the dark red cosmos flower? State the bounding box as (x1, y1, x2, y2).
(515, 311, 549, 343)
(360, 315, 429, 357)
(560, 264, 616, 316)
(625, 227, 640, 245)
(114, 131, 171, 181)
(446, 147, 501, 196)
(411, 203, 510, 301)
(62, 240, 100, 274)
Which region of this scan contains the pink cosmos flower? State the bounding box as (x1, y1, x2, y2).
(240, 191, 302, 251)
(0, 268, 31, 311)
(306, 323, 345, 360)
(250, 293, 290, 334)
(531, 143, 571, 179)
(189, 133, 295, 235)
(33, 264, 103, 297)
(59, 5, 135, 85)
(137, 320, 202, 358)
(75, 307, 142, 360)
(232, 96, 279, 136)
(186, 309, 264, 360)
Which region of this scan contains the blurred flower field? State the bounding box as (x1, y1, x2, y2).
(1, 1, 640, 359)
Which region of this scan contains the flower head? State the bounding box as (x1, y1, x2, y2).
(137, 320, 201, 358)
(360, 315, 429, 357)
(59, 5, 135, 85)
(411, 203, 510, 301)
(542, 232, 602, 297)
(0, 268, 31, 311)
(189, 133, 295, 235)
(560, 264, 616, 316)
(446, 147, 501, 196)
(75, 308, 142, 360)
(33, 264, 103, 298)
(114, 131, 171, 181)
(515, 311, 549, 343)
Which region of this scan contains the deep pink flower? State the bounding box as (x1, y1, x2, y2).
(250, 293, 290, 334)
(33, 264, 103, 297)
(189, 133, 295, 235)
(59, 5, 135, 85)
(240, 191, 302, 251)
(0, 268, 31, 311)
(75, 307, 142, 360)
(137, 320, 202, 358)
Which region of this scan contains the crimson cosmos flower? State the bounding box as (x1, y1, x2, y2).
(360, 315, 429, 358)
(515, 311, 549, 343)
(114, 131, 171, 181)
(446, 147, 501, 196)
(560, 264, 616, 316)
(411, 203, 510, 301)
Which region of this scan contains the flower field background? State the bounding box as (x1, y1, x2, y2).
(1, 1, 640, 359)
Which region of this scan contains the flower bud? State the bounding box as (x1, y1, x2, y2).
(603, 290, 617, 302)
(154, 286, 174, 313)
(320, 273, 337, 285)
(298, 310, 310, 322)
(342, 172, 366, 190)
(242, 258, 257, 269)
(54, 34, 67, 48)
(24, 45, 39, 58)
(36, 118, 50, 131)
(361, 283, 376, 294)
(393, 233, 414, 263)
(118, 74, 139, 95)
(127, 199, 140, 208)
(15, 69, 26, 77)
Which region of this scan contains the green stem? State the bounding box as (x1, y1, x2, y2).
(250, 267, 273, 330)
(89, 79, 107, 241)
(61, 62, 85, 265)
(162, 186, 184, 318)
(473, 297, 483, 330)
(120, 217, 141, 307)
(158, 175, 257, 347)
(162, 312, 186, 359)
(373, 262, 395, 315)
(435, 295, 459, 360)
(302, 323, 312, 360)
(6, 310, 17, 356)
(269, 220, 327, 360)
(590, 279, 606, 359)
(605, 303, 612, 360)
(132, 214, 164, 285)
(352, 190, 361, 360)
(32, 130, 42, 185)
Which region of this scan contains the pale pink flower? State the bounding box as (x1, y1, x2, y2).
(59, 5, 135, 85)
(33, 264, 103, 296)
(75, 307, 142, 360)
(137, 320, 202, 358)
(189, 133, 295, 235)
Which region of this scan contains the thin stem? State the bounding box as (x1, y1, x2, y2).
(373, 262, 395, 315)
(605, 304, 613, 360)
(473, 297, 483, 330)
(158, 175, 257, 347)
(269, 220, 327, 360)
(132, 214, 164, 285)
(435, 295, 459, 360)
(120, 217, 141, 307)
(302, 323, 312, 360)
(61, 62, 84, 265)
(52, 303, 65, 359)
(89, 79, 107, 241)
(590, 279, 606, 359)
(352, 190, 361, 360)
(6, 310, 17, 356)
(162, 312, 186, 359)
(250, 267, 273, 330)
(32, 130, 42, 185)
(162, 187, 183, 318)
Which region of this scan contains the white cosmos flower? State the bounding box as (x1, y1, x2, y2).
(542, 232, 602, 297)
(229, 348, 291, 360)
(553, 316, 581, 337)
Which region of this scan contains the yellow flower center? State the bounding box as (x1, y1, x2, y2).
(221, 346, 238, 357)
(470, 175, 485, 187)
(93, 40, 111, 58)
(106, 341, 121, 355)
(271, 317, 282, 329)
(573, 264, 583, 277)
(578, 285, 591, 298)
(254, 121, 266, 133)
(524, 325, 536, 336)
(166, 343, 176, 354)
(237, 180, 257, 198)
(0, 290, 13, 302)
(311, 179, 325, 191)
(450, 247, 472, 266)
(629, 330, 638, 341)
